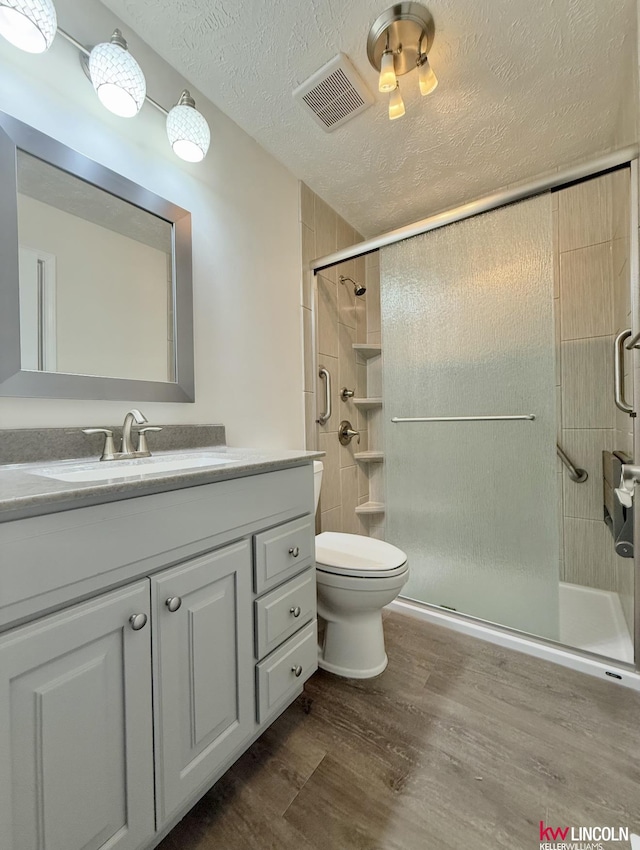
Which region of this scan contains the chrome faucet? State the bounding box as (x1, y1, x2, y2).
(121, 409, 147, 456)
(82, 408, 162, 461)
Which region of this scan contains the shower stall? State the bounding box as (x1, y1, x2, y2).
(311, 150, 639, 674)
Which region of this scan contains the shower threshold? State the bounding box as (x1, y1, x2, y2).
(388, 596, 639, 690)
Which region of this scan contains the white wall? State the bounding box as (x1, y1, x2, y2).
(0, 0, 304, 449)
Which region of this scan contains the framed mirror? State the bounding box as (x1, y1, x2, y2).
(0, 111, 194, 401)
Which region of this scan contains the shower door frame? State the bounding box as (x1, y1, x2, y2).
(310, 148, 640, 673)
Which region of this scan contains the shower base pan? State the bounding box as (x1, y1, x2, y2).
(558, 581, 633, 663)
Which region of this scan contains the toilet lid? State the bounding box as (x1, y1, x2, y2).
(315, 532, 407, 576)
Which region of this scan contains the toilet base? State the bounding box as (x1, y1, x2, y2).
(318, 649, 388, 679)
(317, 610, 388, 679)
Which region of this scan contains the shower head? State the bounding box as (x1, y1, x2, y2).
(339, 275, 366, 297)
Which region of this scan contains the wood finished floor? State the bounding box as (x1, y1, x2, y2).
(158, 612, 640, 850)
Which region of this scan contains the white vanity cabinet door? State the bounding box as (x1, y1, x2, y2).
(0, 581, 155, 850)
(152, 540, 254, 824)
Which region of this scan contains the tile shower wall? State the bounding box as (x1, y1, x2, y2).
(299, 183, 370, 534)
(555, 172, 633, 630)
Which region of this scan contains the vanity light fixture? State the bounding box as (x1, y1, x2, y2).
(2, 18, 212, 162)
(88, 29, 146, 118)
(166, 90, 210, 163)
(367, 2, 437, 120)
(0, 0, 57, 53)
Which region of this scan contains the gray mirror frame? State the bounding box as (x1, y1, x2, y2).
(0, 111, 195, 402)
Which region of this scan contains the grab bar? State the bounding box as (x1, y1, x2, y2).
(391, 414, 535, 423)
(556, 443, 588, 483)
(317, 367, 332, 425)
(614, 329, 635, 416)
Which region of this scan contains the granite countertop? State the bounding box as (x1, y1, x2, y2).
(0, 446, 323, 523)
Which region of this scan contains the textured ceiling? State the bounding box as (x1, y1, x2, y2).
(100, 0, 636, 237)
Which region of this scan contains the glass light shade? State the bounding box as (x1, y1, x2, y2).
(418, 55, 438, 96)
(89, 33, 146, 118)
(378, 49, 396, 93)
(388, 83, 405, 120)
(166, 101, 211, 163)
(0, 0, 56, 53)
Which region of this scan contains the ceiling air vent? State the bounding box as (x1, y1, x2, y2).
(293, 53, 373, 132)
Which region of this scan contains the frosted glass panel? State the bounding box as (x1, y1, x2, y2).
(382, 195, 559, 640)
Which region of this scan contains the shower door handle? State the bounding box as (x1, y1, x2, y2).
(614, 329, 635, 416)
(317, 367, 332, 425)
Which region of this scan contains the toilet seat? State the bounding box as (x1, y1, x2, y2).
(315, 532, 407, 579)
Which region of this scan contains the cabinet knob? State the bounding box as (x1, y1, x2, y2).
(129, 613, 148, 631)
(165, 596, 182, 612)
(291, 665, 303, 678)
(289, 546, 300, 558)
(289, 606, 302, 618)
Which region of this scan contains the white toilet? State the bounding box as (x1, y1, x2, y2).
(313, 461, 408, 678)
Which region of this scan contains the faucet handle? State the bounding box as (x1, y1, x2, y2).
(82, 428, 117, 461)
(338, 421, 360, 446)
(136, 426, 162, 455)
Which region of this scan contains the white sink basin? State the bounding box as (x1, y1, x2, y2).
(35, 454, 234, 483)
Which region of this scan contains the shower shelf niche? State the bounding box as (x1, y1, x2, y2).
(352, 398, 383, 409)
(354, 451, 384, 463)
(355, 501, 385, 515)
(351, 318, 384, 535)
(352, 344, 382, 359)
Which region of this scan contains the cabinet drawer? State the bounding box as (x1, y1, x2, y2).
(255, 568, 316, 660)
(256, 621, 317, 723)
(253, 515, 314, 594)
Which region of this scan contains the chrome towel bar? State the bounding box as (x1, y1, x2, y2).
(391, 414, 536, 423)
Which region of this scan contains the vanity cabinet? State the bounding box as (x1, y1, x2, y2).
(151, 540, 254, 823)
(0, 463, 317, 850)
(0, 581, 155, 850)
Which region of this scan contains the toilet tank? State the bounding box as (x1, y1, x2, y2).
(313, 461, 323, 512)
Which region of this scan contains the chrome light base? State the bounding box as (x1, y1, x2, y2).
(367, 2, 435, 77)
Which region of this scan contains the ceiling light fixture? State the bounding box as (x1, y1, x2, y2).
(388, 83, 405, 120)
(89, 29, 146, 118)
(378, 48, 396, 93)
(367, 2, 437, 120)
(166, 90, 211, 163)
(417, 53, 437, 96)
(0, 0, 56, 53)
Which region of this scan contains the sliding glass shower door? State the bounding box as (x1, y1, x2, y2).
(382, 195, 560, 640)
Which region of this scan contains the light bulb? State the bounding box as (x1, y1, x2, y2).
(388, 83, 405, 120)
(0, 0, 56, 53)
(166, 91, 211, 162)
(418, 55, 438, 96)
(378, 48, 396, 93)
(89, 29, 146, 118)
